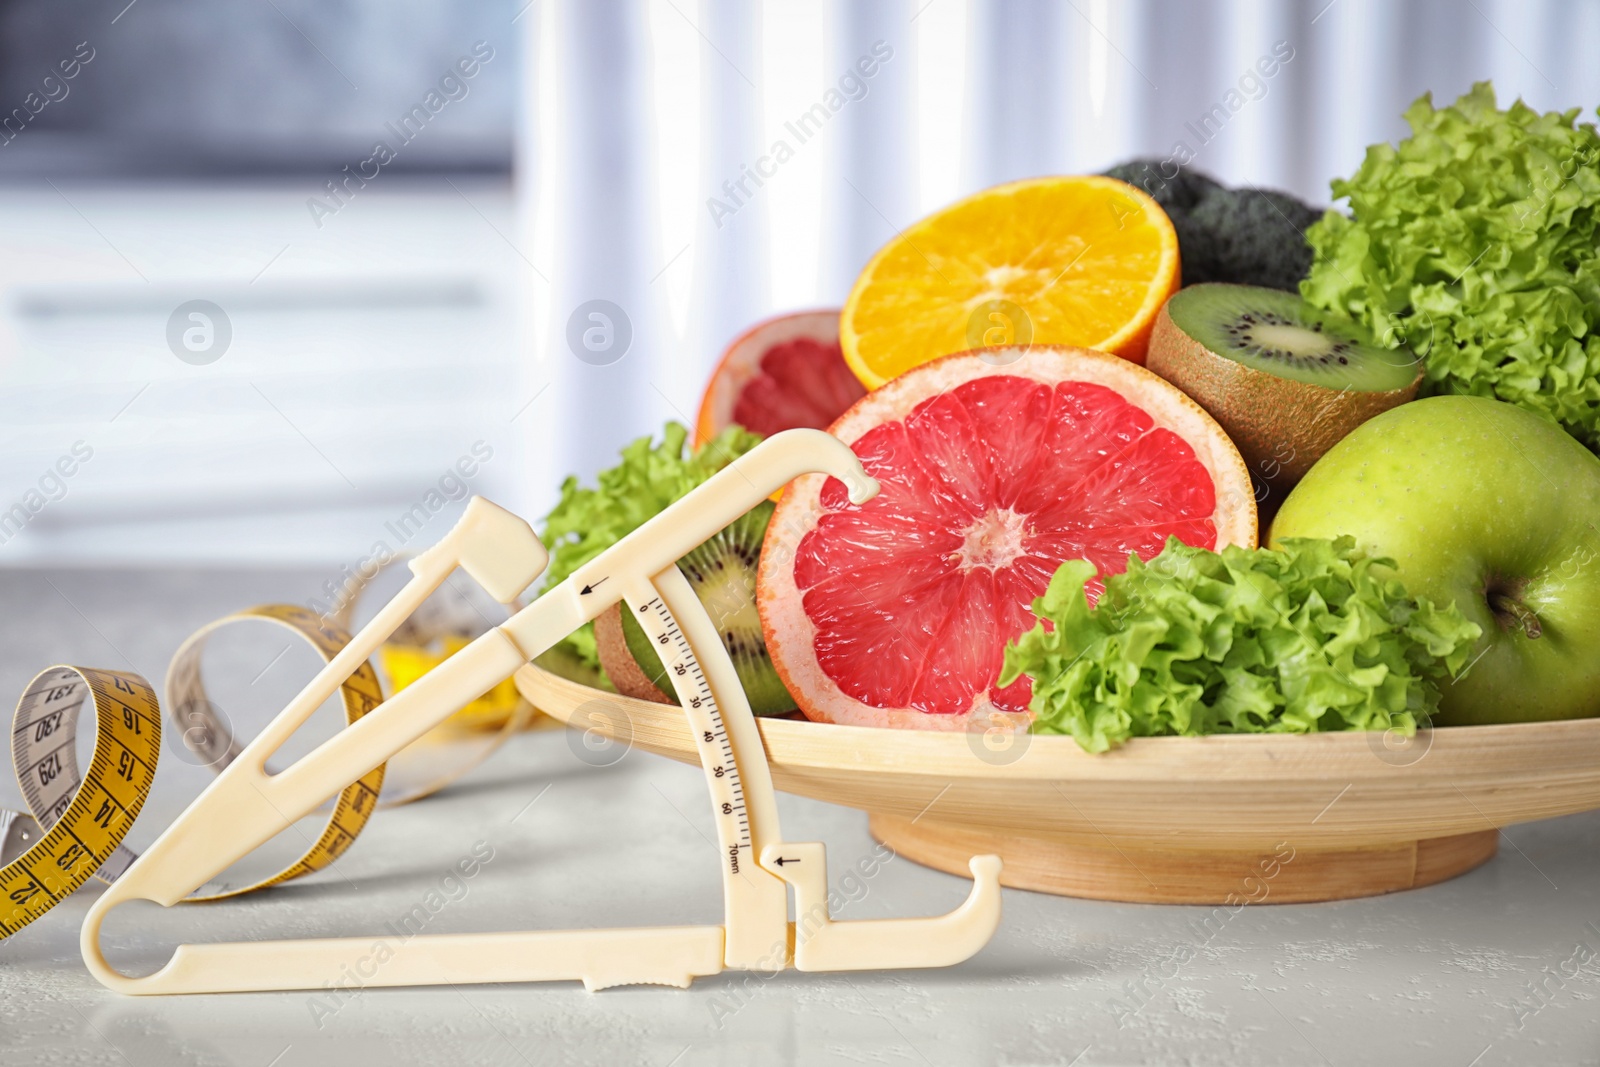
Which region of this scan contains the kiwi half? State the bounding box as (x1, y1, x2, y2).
(1147, 283, 1422, 490)
(593, 501, 797, 716)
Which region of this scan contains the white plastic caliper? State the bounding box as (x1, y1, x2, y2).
(81, 429, 1002, 994)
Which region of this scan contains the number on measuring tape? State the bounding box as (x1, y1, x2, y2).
(0, 666, 161, 939)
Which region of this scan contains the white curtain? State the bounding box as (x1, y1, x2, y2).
(521, 0, 1600, 500)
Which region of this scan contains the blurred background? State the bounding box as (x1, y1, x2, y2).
(0, 0, 1593, 565)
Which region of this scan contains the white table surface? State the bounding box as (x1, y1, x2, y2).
(2, 565, 1598, 1067)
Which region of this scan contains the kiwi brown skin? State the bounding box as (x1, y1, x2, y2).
(1146, 301, 1422, 489)
(533, 645, 615, 693)
(594, 602, 673, 705)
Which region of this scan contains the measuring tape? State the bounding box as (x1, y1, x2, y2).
(165, 604, 387, 900)
(0, 667, 160, 938)
(168, 601, 529, 815)
(334, 555, 542, 737)
(1, 592, 531, 935)
(0, 609, 380, 929)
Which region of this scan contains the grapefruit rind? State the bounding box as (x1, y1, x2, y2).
(694, 308, 850, 448)
(758, 346, 1256, 732)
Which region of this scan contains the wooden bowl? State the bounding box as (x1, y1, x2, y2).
(516, 663, 1600, 904)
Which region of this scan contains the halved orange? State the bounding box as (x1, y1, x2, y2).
(841, 176, 1180, 389)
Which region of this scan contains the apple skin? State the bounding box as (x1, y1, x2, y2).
(1269, 395, 1600, 726)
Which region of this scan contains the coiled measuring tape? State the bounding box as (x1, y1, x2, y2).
(1, 667, 160, 937)
(0, 599, 531, 935)
(171, 602, 532, 814)
(166, 604, 388, 900)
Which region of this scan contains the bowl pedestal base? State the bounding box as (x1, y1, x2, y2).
(870, 815, 1500, 904)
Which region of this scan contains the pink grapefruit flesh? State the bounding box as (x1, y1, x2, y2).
(758, 346, 1256, 732)
(695, 309, 867, 446)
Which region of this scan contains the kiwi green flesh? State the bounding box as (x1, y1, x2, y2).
(1166, 283, 1418, 392)
(618, 502, 798, 717)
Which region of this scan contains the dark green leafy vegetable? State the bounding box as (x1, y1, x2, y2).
(537, 421, 763, 676)
(1302, 82, 1600, 450)
(998, 537, 1481, 753)
(1103, 159, 1320, 291)
(1184, 187, 1321, 290)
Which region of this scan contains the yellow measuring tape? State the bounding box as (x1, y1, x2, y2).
(1, 667, 160, 937)
(167, 604, 388, 900)
(0, 600, 532, 936)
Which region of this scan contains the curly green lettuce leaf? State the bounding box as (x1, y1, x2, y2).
(537, 422, 763, 675)
(998, 537, 1481, 753)
(1301, 81, 1600, 449)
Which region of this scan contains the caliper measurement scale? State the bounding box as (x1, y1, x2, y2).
(81, 429, 1003, 995)
(637, 593, 752, 858)
(626, 578, 787, 970)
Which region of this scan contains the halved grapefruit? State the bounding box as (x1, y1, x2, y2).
(757, 346, 1255, 732)
(694, 309, 867, 447)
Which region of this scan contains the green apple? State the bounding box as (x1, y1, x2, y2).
(1269, 395, 1600, 726)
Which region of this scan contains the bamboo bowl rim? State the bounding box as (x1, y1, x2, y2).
(517, 662, 1600, 783)
(515, 662, 1600, 852)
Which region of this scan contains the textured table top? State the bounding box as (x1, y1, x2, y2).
(3, 566, 1599, 1067)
